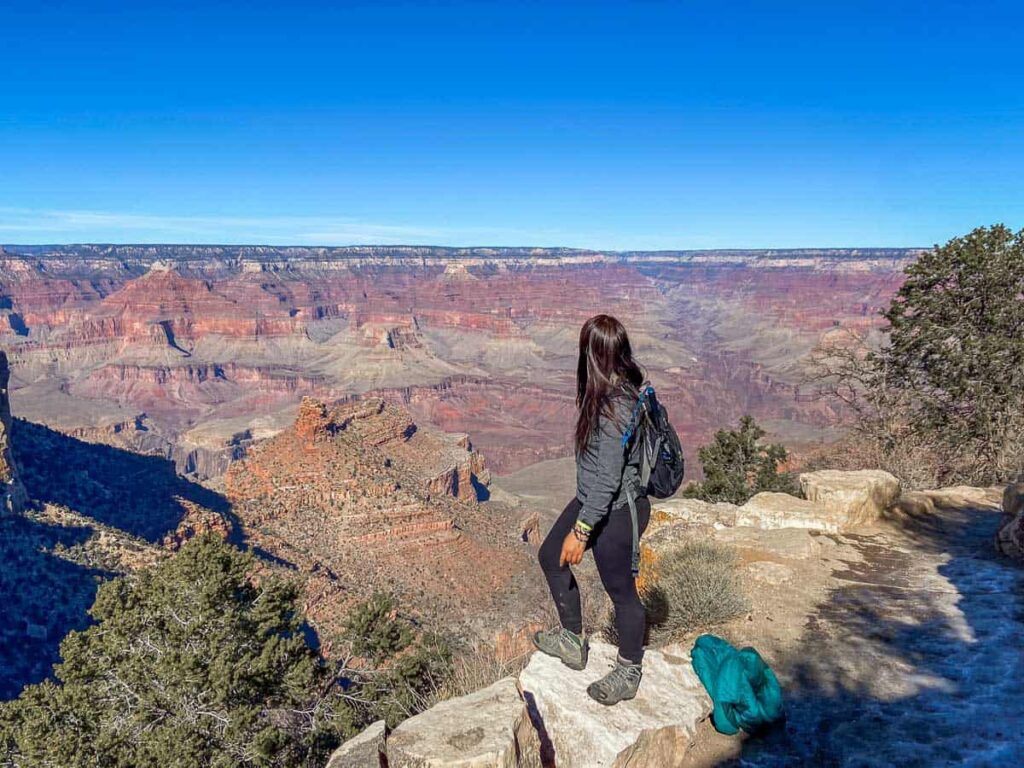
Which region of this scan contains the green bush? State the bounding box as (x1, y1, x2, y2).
(0, 534, 343, 768)
(643, 541, 749, 638)
(812, 225, 1024, 486)
(683, 416, 799, 504)
(337, 594, 452, 727)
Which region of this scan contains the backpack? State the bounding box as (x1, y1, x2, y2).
(620, 383, 685, 577)
(622, 383, 685, 498)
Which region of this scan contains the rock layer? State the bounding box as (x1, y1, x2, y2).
(225, 396, 535, 642)
(1, 245, 913, 478)
(736, 492, 841, 532)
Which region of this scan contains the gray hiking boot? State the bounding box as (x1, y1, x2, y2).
(532, 627, 589, 670)
(587, 655, 643, 705)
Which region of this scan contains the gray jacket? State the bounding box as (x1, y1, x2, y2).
(575, 389, 644, 529)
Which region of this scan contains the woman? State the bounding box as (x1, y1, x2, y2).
(533, 314, 651, 706)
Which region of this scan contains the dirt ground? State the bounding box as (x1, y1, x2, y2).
(681, 489, 1024, 767)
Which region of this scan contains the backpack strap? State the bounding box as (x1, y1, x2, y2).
(623, 468, 642, 578)
(620, 383, 656, 579)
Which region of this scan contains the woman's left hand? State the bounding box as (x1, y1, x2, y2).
(559, 531, 586, 566)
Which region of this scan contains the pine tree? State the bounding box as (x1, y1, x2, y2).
(0, 535, 343, 768)
(881, 224, 1024, 480)
(683, 416, 798, 504)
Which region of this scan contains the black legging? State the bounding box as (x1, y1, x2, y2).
(538, 496, 651, 664)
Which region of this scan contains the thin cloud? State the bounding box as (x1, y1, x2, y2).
(0, 206, 704, 250)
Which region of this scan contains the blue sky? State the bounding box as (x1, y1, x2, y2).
(2, 0, 1022, 249)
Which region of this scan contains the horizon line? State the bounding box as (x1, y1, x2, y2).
(2, 242, 930, 254)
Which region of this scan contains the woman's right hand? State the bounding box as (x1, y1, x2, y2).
(559, 530, 586, 566)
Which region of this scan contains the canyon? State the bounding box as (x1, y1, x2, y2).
(0, 243, 915, 688)
(0, 244, 914, 482)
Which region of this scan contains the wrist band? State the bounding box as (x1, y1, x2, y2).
(573, 522, 591, 542)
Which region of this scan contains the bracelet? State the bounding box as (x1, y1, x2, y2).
(573, 523, 591, 542)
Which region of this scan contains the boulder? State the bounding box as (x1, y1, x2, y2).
(387, 676, 541, 768)
(884, 491, 936, 524)
(327, 720, 387, 768)
(923, 485, 1002, 511)
(1004, 483, 1024, 519)
(997, 483, 1024, 561)
(518, 641, 711, 768)
(798, 470, 901, 527)
(736, 492, 842, 533)
(652, 498, 738, 529)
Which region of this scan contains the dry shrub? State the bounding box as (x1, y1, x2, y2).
(417, 643, 530, 711)
(641, 541, 749, 640)
(802, 432, 946, 491)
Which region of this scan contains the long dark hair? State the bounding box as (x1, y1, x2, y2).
(574, 314, 644, 455)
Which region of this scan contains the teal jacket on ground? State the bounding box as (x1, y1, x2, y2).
(691, 634, 784, 735)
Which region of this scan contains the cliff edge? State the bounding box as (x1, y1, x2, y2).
(0, 350, 26, 515)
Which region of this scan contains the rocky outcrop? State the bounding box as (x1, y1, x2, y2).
(225, 396, 535, 644)
(737, 492, 842, 532)
(326, 720, 387, 768)
(519, 642, 711, 767)
(327, 678, 540, 768)
(162, 500, 232, 551)
(326, 643, 712, 768)
(799, 469, 901, 527)
(388, 677, 541, 768)
(0, 351, 26, 515)
(997, 482, 1024, 560)
(653, 498, 739, 529)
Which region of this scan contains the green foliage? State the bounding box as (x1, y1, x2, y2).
(336, 593, 452, 726)
(812, 225, 1024, 486)
(333, 594, 452, 728)
(643, 541, 749, 638)
(683, 416, 799, 504)
(882, 224, 1024, 481)
(343, 593, 413, 664)
(0, 535, 342, 768)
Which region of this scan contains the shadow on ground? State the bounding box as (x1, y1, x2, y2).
(721, 501, 1024, 766)
(0, 515, 112, 699)
(0, 420, 258, 700)
(13, 418, 229, 542)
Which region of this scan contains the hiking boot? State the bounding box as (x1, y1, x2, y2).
(532, 627, 589, 670)
(587, 655, 642, 705)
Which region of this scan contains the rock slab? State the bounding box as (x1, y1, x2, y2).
(737, 492, 842, 532)
(518, 641, 711, 768)
(799, 469, 901, 528)
(327, 719, 387, 768)
(387, 676, 541, 768)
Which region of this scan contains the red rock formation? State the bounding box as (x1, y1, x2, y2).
(162, 499, 232, 551)
(225, 397, 534, 640)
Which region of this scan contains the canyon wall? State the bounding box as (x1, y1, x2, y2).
(0, 245, 915, 480)
(0, 351, 26, 515)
